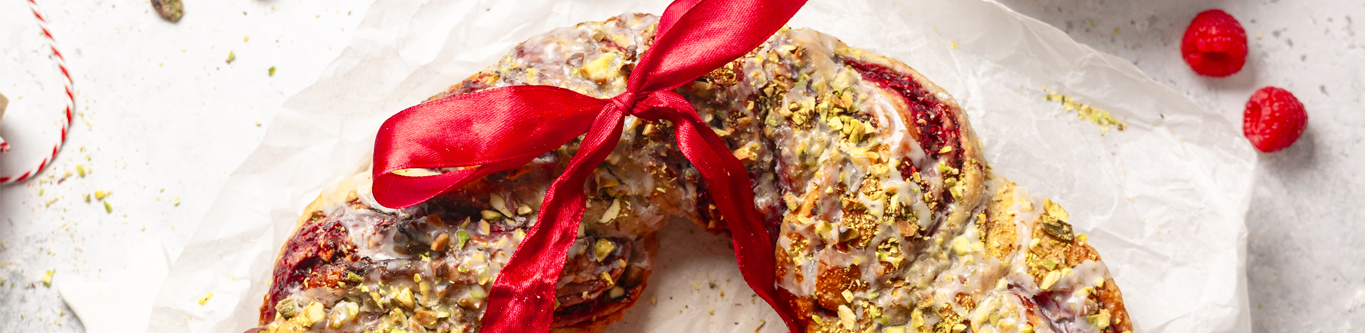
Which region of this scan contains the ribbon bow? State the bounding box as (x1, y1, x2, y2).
(373, 0, 805, 332)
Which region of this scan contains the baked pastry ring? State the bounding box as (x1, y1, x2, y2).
(251, 13, 1131, 333)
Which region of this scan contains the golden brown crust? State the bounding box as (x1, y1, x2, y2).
(993, 178, 1132, 333)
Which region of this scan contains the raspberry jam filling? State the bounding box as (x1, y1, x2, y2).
(261, 216, 358, 323)
(842, 59, 963, 175)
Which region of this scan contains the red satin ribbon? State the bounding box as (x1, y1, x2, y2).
(372, 0, 805, 332)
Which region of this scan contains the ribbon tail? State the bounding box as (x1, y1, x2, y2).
(661, 109, 802, 331)
(479, 107, 626, 333)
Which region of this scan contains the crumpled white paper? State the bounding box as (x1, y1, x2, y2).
(134, 0, 1255, 332)
(58, 240, 170, 333)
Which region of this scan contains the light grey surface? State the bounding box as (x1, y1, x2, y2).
(0, 0, 1360, 332)
(993, 0, 1365, 332)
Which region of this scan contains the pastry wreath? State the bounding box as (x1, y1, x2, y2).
(250, 13, 1131, 333)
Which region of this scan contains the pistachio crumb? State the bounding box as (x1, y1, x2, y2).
(480, 210, 503, 221)
(456, 231, 470, 249)
(598, 198, 622, 223)
(837, 305, 856, 330)
(1040, 270, 1062, 290)
(593, 239, 616, 262)
(42, 270, 54, 287)
(600, 271, 614, 286)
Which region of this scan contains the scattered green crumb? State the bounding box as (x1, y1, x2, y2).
(1043, 88, 1127, 131)
(268, 66, 276, 76)
(42, 270, 54, 287)
(104, 201, 113, 213)
(226, 51, 235, 64)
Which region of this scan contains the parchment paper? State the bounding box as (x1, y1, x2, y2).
(143, 0, 1256, 332)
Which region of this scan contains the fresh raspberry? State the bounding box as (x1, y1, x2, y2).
(1181, 9, 1248, 77)
(1244, 87, 1307, 153)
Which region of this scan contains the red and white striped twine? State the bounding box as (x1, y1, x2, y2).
(1, 0, 76, 184)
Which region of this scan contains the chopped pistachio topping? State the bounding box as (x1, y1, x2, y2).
(1089, 310, 1112, 329)
(733, 143, 760, 163)
(599, 198, 622, 223)
(838, 304, 856, 330)
(480, 210, 503, 221)
(490, 194, 513, 217)
(431, 232, 450, 252)
(1041, 199, 1075, 242)
(298, 301, 325, 327)
(593, 238, 616, 262)
(456, 230, 470, 249)
(395, 287, 415, 309)
(1043, 199, 1069, 222)
(469, 285, 487, 300)
(580, 53, 619, 84)
(1041, 258, 1058, 270)
(276, 297, 297, 318)
(1040, 270, 1062, 290)
(600, 271, 615, 286)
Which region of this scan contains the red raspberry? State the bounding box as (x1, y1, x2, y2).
(1181, 9, 1247, 77)
(1244, 87, 1307, 153)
